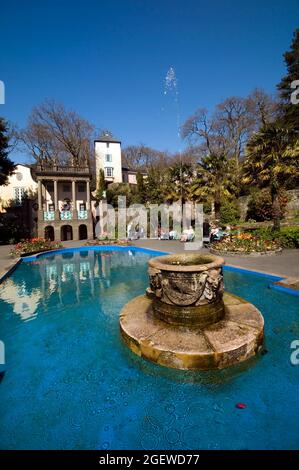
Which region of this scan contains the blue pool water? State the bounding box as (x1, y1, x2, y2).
(0, 247, 298, 450)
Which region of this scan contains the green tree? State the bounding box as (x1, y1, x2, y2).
(246, 188, 289, 222)
(243, 123, 298, 230)
(277, 28, 299, 130)
(164, 162, 194, 204)
(95, 169, 106, 200)
(106, 183, 137, 207)
(136, 171, 146, 203)
(190, 154, 237, 220)
(0, 118, 16, 186)
(144, 167, 168, 205)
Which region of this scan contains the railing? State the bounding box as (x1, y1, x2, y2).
(44, 211, 55, 221)
(60, 211, 72, 220)
(36, 165, 90, 175)
(43, 210, 88, 221)
(78, 210, 88, 220)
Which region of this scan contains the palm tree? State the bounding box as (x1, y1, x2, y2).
(243, 123, 298, 230)
(190, 154, 237, 221)
(164, 163, 194, 204)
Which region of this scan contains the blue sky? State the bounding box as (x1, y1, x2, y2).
(1, 0, 298, 163)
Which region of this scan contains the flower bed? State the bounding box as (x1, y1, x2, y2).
(85, 239, 131, 247)
(10, 238, 63, 258)
(210, 233, 282, 256)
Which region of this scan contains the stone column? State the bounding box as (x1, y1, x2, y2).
(54, 180, 58, 210)
(72, 180, 77, 218)
(54, 226, 61, 242)
(38, 180, 42, 209)
(37, 179, 44, 236)
(54, 179, 59, 221)
(86, 180, 90, 210)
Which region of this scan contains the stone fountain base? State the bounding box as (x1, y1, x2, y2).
(120, 292, 264, 370)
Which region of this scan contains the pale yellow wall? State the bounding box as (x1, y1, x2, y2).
(0, 164, 37, 211)
(128, 173, 137, 184)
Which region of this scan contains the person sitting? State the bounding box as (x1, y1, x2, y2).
(180, 226, 195, 242)
(169, 229, 178, 240)
(160, 229, 169, 240)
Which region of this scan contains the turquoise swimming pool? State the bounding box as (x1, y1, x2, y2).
(0, 247, 298, 449)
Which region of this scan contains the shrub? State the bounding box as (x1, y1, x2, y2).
(253, 226, 299, 248)
(246, 188, 289, 222)
(220, 199, 240, 224)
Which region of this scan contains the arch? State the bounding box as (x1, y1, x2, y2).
(79, 224, 88, 240)
(44, 225, 54, 241)
(61, 225, 73, 241)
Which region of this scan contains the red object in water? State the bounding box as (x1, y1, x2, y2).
(236, 403, 247, 409)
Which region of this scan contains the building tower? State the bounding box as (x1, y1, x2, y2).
(94, 133, 122, 184)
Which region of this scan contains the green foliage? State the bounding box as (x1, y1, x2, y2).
(220, 198, 240, 224)
(144, 167, 168, 205)
(95, 169, 106, 200)
(106, 183, 138, 207)
(243, 122, 298, 229)
(136, 171, 146, 203)
(164, 163, 194, 203)
(0, 117, 16, 186)
(277, 28, 299, 130)
(246, 188, 289, 222)
(253, 226, 299, 248)
(191, 155, 237, 219)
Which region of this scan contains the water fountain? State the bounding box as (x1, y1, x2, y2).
(120, 253, 264, 370)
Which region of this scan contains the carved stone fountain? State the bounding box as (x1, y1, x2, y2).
(120, 253, 264, 370)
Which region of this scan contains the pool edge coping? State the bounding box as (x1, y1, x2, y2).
(0, 257, 22, 285)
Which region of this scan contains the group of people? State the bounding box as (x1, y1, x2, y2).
(205, 220, 231, 244)
(126, 219, 230, 243)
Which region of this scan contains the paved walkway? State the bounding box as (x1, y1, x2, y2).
(0, 240, 298, 281)
(133, 239, 299, 279)
(0, 245, 20, 282)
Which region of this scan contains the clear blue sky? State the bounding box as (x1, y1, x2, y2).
(1, 0, 298, 163)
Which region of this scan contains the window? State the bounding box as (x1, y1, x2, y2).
(105, 167, 113, 178)
(13, 187, 25, 205)
(105, 154, 112, 163)
(78, 183, 85, 193)
(106, 142, 110, 148)
(63, 184, 70, 192)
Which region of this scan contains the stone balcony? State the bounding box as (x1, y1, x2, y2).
(43, 210, 89, 221)
(35, 165, 91, 177)
(78, 210, 88, 220)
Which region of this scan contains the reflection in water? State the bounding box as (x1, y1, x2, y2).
(0, 278, 41, 320)
(0, 250, 150, 320)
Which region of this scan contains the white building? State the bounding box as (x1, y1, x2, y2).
(95, 134, 123, 184)
(0, 164, 37, 211)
